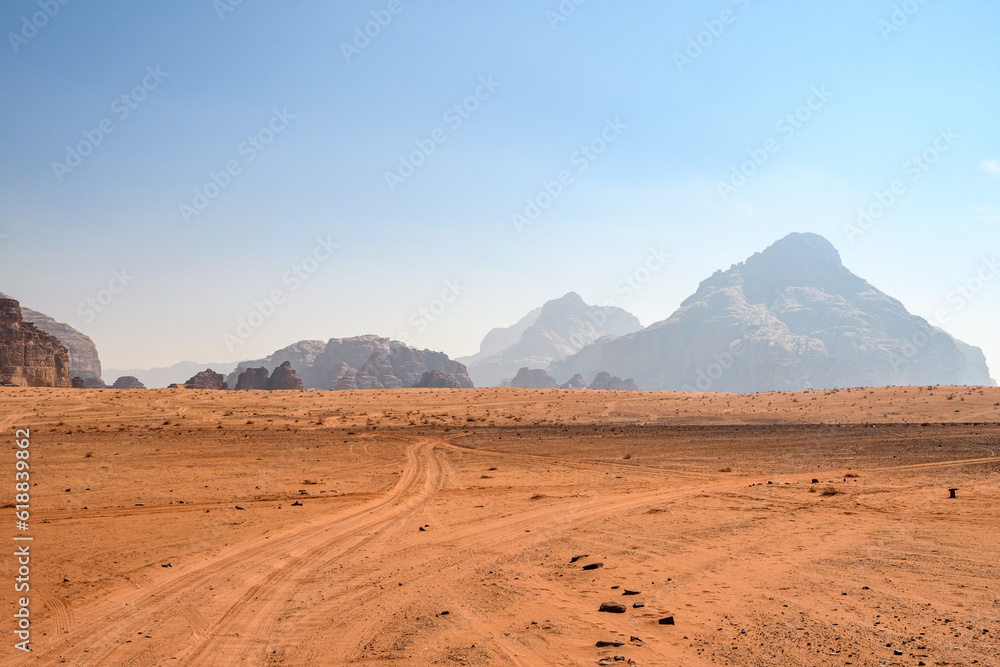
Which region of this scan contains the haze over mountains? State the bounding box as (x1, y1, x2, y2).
(550, 233, 994, 391)
(456, 292, 641, 387)
(3, 233, 994, 391)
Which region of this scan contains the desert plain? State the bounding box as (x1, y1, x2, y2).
(1, 385, 998, 666)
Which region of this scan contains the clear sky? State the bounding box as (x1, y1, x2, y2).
(2, 0, 998, 376)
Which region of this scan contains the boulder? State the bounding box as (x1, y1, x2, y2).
(511, 367, 556, 389)
(111, 376, 146, 389)
(416, 370, 460, 388)
(184, 369, 228, 390)
(266, 361, 303, 390)
(235, 367, 269, 390)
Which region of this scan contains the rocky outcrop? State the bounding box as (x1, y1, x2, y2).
(511, 367, 557, 389)
(184, 369, 229, 390)
(458, 292, 641, 387)
(111, 376, 146, 389)
(588, 371, 637, 391)
(551, 233, 996, 391)
(231, 335, 473, 390)
(71, 376, 86, 388)
(226, 340, 328, 389)
(21, 306, 102, 383)
(266, 361, 303, 390)
(560, 374, 587, 389)
(416, 370, 461, 388)
(0, 292, 71, 387)
(235, 367, 269, 390)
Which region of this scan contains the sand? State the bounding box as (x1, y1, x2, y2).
(1, 385, 998, 666)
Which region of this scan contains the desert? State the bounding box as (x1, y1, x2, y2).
(3, 385, 998, 666)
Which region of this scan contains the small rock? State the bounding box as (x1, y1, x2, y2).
(894, 650, 903, 656)
(623, 589, 640, 596)
(659, 616, 675, 625)
(614, 657, 625, 662)
(630, 636, 644, 645)
(812, 479, 819, 484)
(161, 563, 171, 568)
(235, 505, 246, 510)
(583, 562, 605, 571)
(599, 602, 627, 614)
(570, 554, 589, 563)
(291, 501, 303, 506)
(419, 526, 426, 532)
(632, 603, 645, 608)
(595, 640, 624, 647)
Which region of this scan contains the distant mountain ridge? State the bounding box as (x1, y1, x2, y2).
(549, 233, 995, 391)
(458, 292, 642, 387)
(228, 335, 472, 390)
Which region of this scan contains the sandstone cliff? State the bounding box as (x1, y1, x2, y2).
(0, 293, 71, 387)
(21, 306, 102, 383)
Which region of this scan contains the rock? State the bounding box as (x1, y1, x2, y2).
(457, 292, 642, 387)
(550, 233, 995, 390)
(629, 636, 644, 644)
(570, 554, 590, 563)
(71, 376, 86, 388)
(0, 292, 71, 387)
(184, 369, 228, 390)
(112, 376, 146, 389)
(582, 562, 604, 571)
(234, 505, 246, 510)
(266, 361, 303, 390)
(658, 616, 675, 625)
(560, 373, 587, 389)
(622, 589, 640, 596)
(235, 367, 269, 390)
(21, 306, 103, 384)
(291, 501, 302, 506)
(596, 640, 624, 647)
(415, 369, 460, 388)
(510, 367, 556, 389)
(599, 602, 627, 614)
(632, 603, 644, 608)
(232, 336, 473, 389)
(588, 371, 637, 391)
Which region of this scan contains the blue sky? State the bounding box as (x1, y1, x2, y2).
(1, 0, 998, 375)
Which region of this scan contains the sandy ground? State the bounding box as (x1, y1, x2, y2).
(1, 385, 998, 666)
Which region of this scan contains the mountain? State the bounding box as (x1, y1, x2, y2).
(0, 292, 71, 387)
(103, 360, 241, 389)
(458, 292, 642, 387)
(20, 306, 103, 384)
(550, 233, 995, 391)
(228, 335, 473, 390)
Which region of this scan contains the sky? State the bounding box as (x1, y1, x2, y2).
(1, 0, 998, 376)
